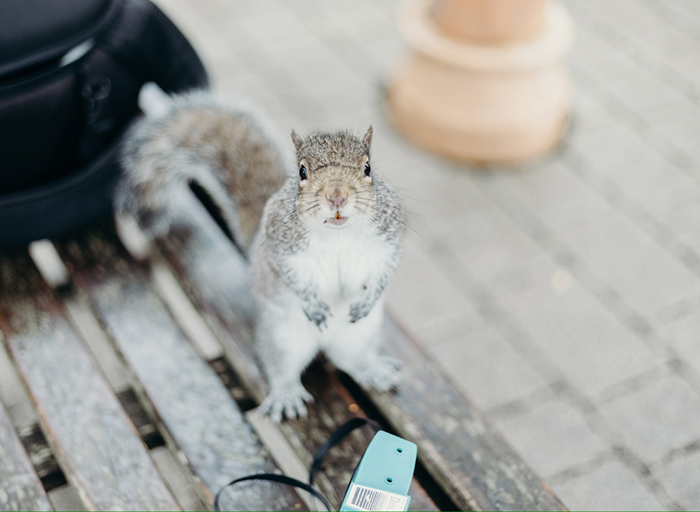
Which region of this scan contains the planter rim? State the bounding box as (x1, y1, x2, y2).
(399, 0, 574, 72)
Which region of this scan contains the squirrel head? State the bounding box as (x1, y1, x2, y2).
(290, 126, 375, 229)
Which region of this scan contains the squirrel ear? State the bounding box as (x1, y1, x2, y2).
(363, 125, 373, 151)
(291, 129, 303, 152)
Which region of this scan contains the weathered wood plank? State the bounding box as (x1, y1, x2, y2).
(0, 251, 179, 512)
(0, 402, 52, 512)
(157, 191, 437, 510)
(57, 226, 305, 511)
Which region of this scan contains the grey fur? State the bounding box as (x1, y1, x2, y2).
(251, 128, 404, 327)
(115, 91, 289, 253)
(117, 93, 404, 421)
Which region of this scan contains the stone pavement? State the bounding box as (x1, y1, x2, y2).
(155, 0, 700, 509)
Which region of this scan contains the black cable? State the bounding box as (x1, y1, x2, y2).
(309, 417, 381, 486)
(214, 473, 332, 512)
(214, 417, 382, 512)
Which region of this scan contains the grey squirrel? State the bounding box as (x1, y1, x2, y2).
(115, 86, 405, 422)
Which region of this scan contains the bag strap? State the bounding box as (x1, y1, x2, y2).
(214, 417, 381, 511)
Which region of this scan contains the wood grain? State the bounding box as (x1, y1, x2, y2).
(0, 250, 179, 512)
(158, 191, 437, 510)
(0, 402, 51, 512)
(58, 226, 305, 512)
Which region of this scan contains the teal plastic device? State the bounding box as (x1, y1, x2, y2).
(340, 431, 417, 512)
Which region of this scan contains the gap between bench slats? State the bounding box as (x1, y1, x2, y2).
(56, 226, 306, 512)
(158, 188, 568, 511)
(0, 400, 51, 512)
(0, 251, 179, 512)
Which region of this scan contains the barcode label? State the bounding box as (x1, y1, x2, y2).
(346, 483, 409, 511)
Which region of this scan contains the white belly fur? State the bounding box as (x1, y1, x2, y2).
(285, 222, 391, 338)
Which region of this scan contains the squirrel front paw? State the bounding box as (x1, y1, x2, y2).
(349, 356, 401, 392)
(259, 385, 315, 423)
(348, 301, 373, 323)
(303, 299, 331, 330)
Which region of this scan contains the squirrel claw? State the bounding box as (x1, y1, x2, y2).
(304, 304, 330, 331)
(260, 387, 314, 423)
(348, 303, 372, 323)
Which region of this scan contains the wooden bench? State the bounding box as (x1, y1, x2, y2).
(0, 188, 567, 511)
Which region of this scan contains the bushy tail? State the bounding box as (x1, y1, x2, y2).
(114, 86, 287, 258)
(114, 86, 241, 245)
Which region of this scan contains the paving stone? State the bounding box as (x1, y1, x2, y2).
(385, 236, 483, 339)
(637, 96, 700, 128)
(559, 210, 700, 316)
(572, 125, 694, 203)
(488, 257, 561, 300)
(453, 231, 550, 283)
(445, 207, 551, 282)
(495, 399, 610, 478)
(496, 159, 602, 217)
(654, 201, 700, 257)
(566, 21, 615, 67)
(552, 458, 668, 511)
(599, 375, 700, 463)
(574, 41, 641, 85)
(572, 91, 617, 135)
(657, 310, 700, 375)
(215, 73, 295, 124)
(538, 193, 618, 235)
(497, 277, 659, 395)
(642, 183, 700, 219)
(429, 325, 549, 410)
(599, 70, 686, 113)
(657, 450, 700, 511)
(652, 116, 700, 166)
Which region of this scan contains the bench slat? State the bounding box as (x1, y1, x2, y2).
(0, 251, 179, 512)
(58, 227, 305, 511)
(0, 402, 52, 512)
(157, 193, 437, 510)
(159, 190, 568, 511)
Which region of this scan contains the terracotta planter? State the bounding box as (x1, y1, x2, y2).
(433, 0, 548, 42)
(387, 0, 574, 164)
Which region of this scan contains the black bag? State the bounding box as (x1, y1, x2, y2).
(0, 0, 209, 247)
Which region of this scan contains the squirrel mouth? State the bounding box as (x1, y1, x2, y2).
(325, 212, 348, 226)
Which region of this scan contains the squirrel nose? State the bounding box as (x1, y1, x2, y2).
(327, 192, 347, 210)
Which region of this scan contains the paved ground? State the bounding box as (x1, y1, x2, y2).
(155, 1, 700, 509)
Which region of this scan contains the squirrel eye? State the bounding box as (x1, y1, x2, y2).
(364, 162, 371, 177)
(299, 165, 308, 181)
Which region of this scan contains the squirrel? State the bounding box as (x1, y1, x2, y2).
(115, 86, 405, 422)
